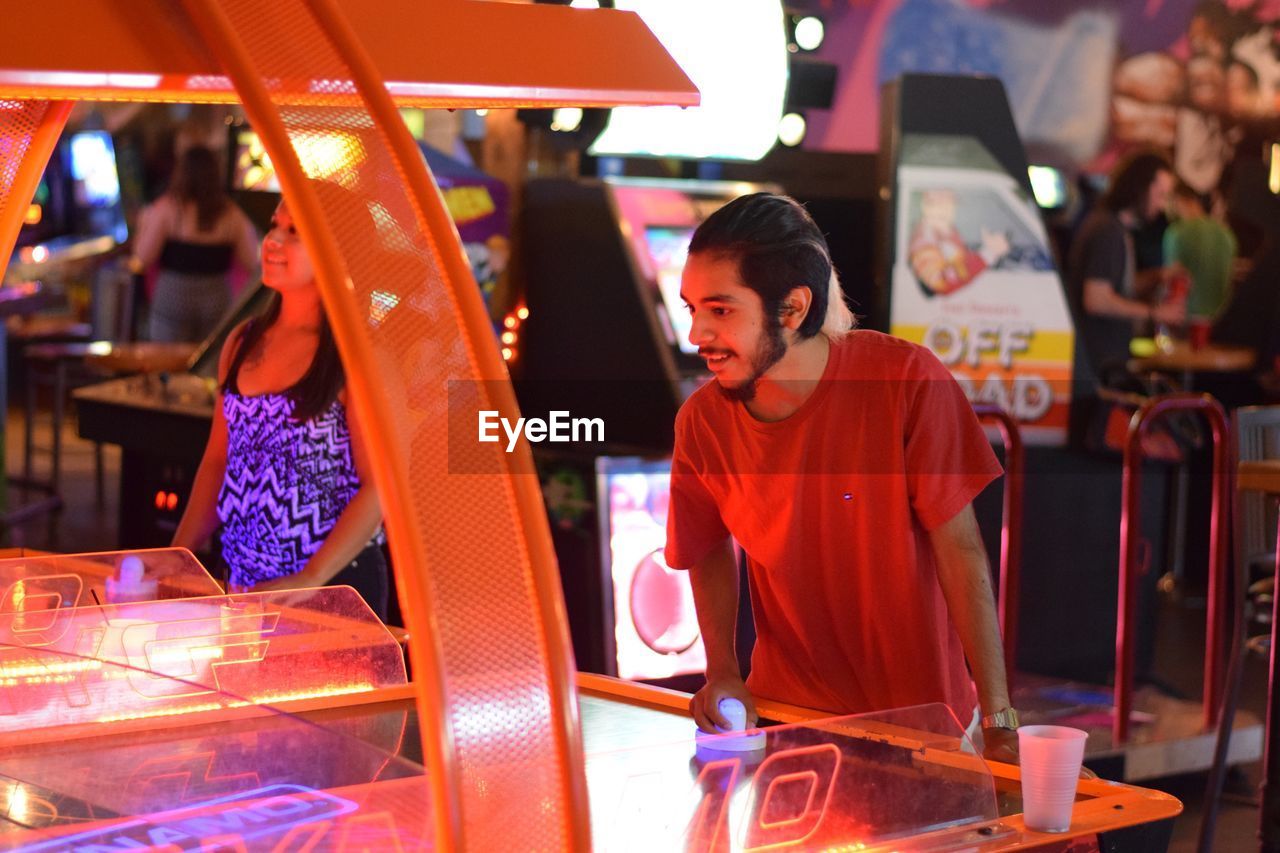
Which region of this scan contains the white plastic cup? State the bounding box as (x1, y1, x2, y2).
(1017, 725, 1087, 833)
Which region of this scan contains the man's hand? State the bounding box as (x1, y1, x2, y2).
(1154, 298, 1187, 326)
(982, 728, 1097, 779)
(982, 727, 1019, 765)
(691, 675, 757, 733)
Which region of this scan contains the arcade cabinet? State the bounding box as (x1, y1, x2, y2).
(0, 546, 1183, 850)
(518, 177, 769, 450)
(519, 178, 771, 684)
(9, 128, 129, 282)
(880, 74, 1254, 780)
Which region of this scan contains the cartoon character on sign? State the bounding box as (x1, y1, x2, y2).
(908, 189, 1010, 297)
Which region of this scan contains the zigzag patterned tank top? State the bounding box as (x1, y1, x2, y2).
(216, 392, 362, 589)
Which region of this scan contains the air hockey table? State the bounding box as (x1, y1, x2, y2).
(0, 549, 1180, 851)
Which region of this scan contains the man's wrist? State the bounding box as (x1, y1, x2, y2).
(705, 662, 742, 683)
(980, 707, 1020, 731)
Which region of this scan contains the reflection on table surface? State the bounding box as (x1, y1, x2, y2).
(83, 341, 197, 373)
(1130, 340, 1257, 374)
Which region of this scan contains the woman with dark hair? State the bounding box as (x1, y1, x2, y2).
(131, 145, 259, 342)
(171, 199, 387, 618)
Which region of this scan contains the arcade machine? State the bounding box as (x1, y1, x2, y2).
(0, 3, 1185, 849)
(519, 177, 769, 449)
(0, 547, 1182, 850)
(0, 128, 131, 515)
(879, 73, 1259, 780)
(227, 120, 283, 231)
(520, 177, 770, 682)
(8, 128, 129, 283)
(1026, 163, 1076, 265)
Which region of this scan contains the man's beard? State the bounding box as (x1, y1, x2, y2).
(717, 321, 788, 403)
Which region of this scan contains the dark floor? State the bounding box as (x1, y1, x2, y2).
(1149, 594, 1270, 852)
(1, 400, 1274, 850)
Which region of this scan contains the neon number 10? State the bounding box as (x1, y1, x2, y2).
(683, 744, 842, 852)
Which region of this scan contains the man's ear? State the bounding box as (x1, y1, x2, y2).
(779, 285, 814, 331)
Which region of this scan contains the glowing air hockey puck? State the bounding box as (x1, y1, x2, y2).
(695, 697, 766, 757)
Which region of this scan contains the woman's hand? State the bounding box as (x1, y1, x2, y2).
(249, 572, 323, 594)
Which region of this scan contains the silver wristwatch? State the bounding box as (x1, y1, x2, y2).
(980, 708, 1020, 731)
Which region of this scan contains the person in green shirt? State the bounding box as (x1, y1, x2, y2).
(1163, 180, 1237, 320)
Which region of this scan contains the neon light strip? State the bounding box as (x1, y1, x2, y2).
(0, 71, 161, 89)
(95, 684, 376, 724)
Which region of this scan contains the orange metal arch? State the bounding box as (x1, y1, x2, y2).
(0, 101, 72, 275)
(304, 1, 590, 847)
(176, 0, 589, 849)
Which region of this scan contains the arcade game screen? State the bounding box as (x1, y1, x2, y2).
(68, 130, 128, 244)
(231, 128, 281, 193)
(643, 225, 697, 356)
(69, 131, 121, 209)
(598, 457, 704, 681)
(1027, 165, 1068, 210)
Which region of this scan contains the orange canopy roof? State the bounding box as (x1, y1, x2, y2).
(0, 0, 699, 108)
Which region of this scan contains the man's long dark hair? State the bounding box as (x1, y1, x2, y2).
(223, 291, 344, 422)
(688, 193, 853, 340)
(170, 145, 230, 232)
(1102, 150, 1172, 215)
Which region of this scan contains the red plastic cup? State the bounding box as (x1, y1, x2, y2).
(1189, 318, 1211, 351)
(1168, 270, 1191, 303)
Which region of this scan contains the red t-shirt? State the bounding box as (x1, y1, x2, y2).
(665, 331, 1001, 723)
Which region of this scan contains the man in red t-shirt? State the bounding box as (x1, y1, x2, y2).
(666, 193, 1017, 760)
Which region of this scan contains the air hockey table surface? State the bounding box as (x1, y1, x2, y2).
(0, 549, 1181, 851)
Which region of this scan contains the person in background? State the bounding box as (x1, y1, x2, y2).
(171, 198, 388, 619)
(1066, 150, 1186, 384)
(1164, 180, 1237, 323)
(131, 145, 259, 342)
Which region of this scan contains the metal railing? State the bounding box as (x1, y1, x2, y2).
(1115, 393, 1231, 744)
(971, 403, 1024, 682)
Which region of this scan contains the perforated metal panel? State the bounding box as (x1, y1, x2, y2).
(0, 100, 70, 275)
(0, 102, 46, 200)
(178, 1, 586, 850)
